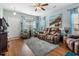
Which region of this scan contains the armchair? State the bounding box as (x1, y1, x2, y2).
(66, 34, 79, 54)
(21, 30, 30, 39)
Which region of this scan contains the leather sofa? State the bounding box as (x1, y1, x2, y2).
(38, 28, 50, 40)
(46, 28, 61, 43)
(38, 28, 61, 44)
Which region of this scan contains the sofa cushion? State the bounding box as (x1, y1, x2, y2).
(69, 35, 79, 39)
(50, 31, 55, 35)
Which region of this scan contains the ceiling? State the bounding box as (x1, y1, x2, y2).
(0, 3, 73, 16)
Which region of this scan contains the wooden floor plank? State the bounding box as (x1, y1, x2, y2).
(5, 38, 70, 56)
(47, 43, 70, 56)
(6, 39, 34, 56)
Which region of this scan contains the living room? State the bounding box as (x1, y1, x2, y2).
(0, 3, 79, 56)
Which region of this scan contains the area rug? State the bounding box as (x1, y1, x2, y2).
(26, 37, 59, 56)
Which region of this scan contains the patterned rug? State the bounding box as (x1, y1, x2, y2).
(26, 37, 59, 56)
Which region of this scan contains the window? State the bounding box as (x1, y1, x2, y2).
(70, 8, 79, 32)
(73, 14, 79, 31)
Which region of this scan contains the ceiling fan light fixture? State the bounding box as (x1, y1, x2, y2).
(36, 7, 41, 10)
(34, 3, 48, 11)
(13, 11, 16, 16)
(13, 7, 16, 16)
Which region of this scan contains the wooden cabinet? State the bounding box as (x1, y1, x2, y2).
(0, 32, 7, 52)
(63, 36, 67, 46)
(0, 18, 8, 55)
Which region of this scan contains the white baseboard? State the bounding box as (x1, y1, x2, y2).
(8, 36, 20, 42)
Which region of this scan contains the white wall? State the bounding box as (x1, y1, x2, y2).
(0, 8, 3, 18)
(45, 10, 70, 29)
(3, 10, 21, 39)
(46, 4, 79, 29)
(3, 9, 39, 40)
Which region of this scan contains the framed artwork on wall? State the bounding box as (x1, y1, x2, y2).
(49, 14, 62, 28)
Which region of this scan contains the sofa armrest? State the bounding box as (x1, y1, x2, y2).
(74, 41, 79, 54)
(39, 32, 44, 34)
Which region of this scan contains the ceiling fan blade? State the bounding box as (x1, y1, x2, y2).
(41, 8, 45, 11)
(41, 3, 48, 6)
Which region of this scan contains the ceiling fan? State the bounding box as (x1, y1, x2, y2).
(33, 3, 48, 11)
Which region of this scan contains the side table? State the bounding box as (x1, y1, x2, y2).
(63, 36, 67, 46)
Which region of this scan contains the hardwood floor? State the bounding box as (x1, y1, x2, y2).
(5, 38, 70, 56)
(47, 43, 70, 56)
(5, 39, 34, 56)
